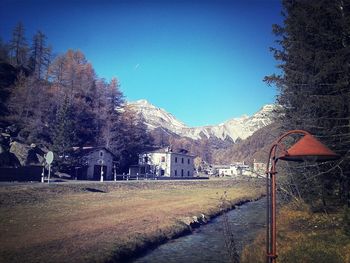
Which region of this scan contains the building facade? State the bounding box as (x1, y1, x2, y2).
(129, 147, 195, 177)
(215, 162, 251, 177)
(74, 147, 115, 180)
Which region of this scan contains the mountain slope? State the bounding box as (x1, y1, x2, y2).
(127, 99, 187, 133)
(128, 99, 277, 143)
(212, 122, 281, 165)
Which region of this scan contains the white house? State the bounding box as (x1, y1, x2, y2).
(129, 147, 195, 177)
(216, 162, 252, 177)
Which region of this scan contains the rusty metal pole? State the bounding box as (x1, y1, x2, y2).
(266, 144, 278, 263)
(266, 167, 271, 262)
(271, 160, 277, 263)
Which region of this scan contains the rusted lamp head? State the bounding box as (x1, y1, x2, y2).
(279, 134, 340, 162)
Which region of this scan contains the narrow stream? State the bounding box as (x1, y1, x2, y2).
(134, 197, 266, 263)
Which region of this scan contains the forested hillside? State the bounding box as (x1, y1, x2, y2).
(0, 23, 153, 172)
(212, 123, 281, 165)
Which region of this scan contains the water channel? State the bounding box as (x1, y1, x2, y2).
(134, 197, 266, 263)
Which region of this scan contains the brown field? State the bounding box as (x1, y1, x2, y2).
(0, 179, 265, 263)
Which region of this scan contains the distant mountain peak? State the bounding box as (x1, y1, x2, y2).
(127, 100, 188, 131)
(127, 99, 277, 143)
(131, 99, 156, 108)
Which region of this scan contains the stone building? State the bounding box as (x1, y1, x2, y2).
(73, 147, 116, 180)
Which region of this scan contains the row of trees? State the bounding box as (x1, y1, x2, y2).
(266, 0, 350, 207)
(0, 23, 152, 172)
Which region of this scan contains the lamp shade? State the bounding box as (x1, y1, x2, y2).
(279, 134, 340, 162)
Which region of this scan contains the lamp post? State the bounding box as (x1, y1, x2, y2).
(266, 130, 339, 263)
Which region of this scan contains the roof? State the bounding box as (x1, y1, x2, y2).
(71, 147, 117, 158)
(143, 146, 195, 157)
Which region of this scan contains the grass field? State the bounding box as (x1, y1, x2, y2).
(241, 202, 350, 263)
(0, 179, 265, 263)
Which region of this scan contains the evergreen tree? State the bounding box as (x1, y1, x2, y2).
(51, 96, 75, 160)
(110, 105, 153, 173)
(265, 0, 350, 207)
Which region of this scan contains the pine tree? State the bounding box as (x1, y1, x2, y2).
(265, 0, 350, 207)
(51, 96, 75, 159)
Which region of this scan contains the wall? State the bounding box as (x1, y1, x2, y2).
(138, 151, 195, 177)
(169, 153, 194, 177)
(85, 149, 114, 180)
(0, 166, 42, 181)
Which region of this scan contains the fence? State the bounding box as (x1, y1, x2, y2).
(0, 166, 42, 182)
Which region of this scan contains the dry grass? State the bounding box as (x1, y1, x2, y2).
(241, 202, 350, 263)
(0, 179, 265, 263)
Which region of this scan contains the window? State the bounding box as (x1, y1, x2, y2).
(161, 169, 165, 176)
(181, 158, 184, 164)
(99, 151, 103, 157)
(181, 169, 184, 177)
(144, 156, 148, 163)
(175, 157, 177, 163)
(161, 156, 165, 162)
(174, 170, 177, 176)
(187, 171, 190, 176)
(187, 159, 190, 164)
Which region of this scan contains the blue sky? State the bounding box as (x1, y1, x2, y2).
(0, 0, 282, 127)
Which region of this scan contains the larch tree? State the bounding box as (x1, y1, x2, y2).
(30, 31, 52, 80)
(48, 49, 97, 147)
(94, 77, 124, 148)
(9, 22, 29, 68)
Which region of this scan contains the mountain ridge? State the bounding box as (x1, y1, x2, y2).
(127, 99, 277, 143)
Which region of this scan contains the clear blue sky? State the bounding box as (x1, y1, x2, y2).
(0, 0, 282, 127)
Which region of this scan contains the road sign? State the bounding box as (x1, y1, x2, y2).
(46, 151, 54, 164)
(45, 151, 54, 184)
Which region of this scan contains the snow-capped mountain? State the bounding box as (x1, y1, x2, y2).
(127, 99, 187, 133)
(127, 99, 277, 143)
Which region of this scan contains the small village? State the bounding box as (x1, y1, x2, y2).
(0, 134, 266, 182)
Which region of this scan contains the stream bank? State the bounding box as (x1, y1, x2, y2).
(111, 196, 266, 263)
(133, 197, 266, 263)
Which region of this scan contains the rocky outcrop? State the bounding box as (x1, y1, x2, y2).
(9, 141, 45, 166)
(181, 213, 210, 228)
(0, 125, 47, 168)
